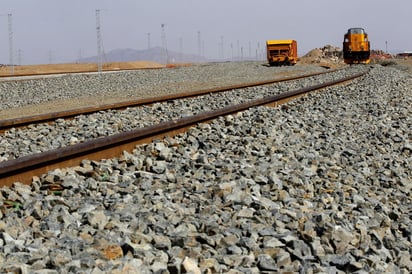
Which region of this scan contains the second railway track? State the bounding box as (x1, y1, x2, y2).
(0, 68, 342, 131)
(0, 67, 369, 186)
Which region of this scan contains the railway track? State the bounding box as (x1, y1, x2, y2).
(0, 68, 368, 186)
(0, 69, 341, 131)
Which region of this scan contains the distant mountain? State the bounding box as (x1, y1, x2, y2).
(75, 47, 207, 64)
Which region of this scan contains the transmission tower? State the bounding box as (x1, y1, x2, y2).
(77, 49, 82, 62)
(161, 24, 168, 64)
(221, 36, 224, 60)
(146, 33, 151, 49)
(8, 14, 14, 74)
(18, 49, 22, 65)
(179, 37, 183, 62)
(202, 40, 205, 60)
(96, 9, 102, 73)
(197, 31, 201, 60)
(48, 50, 53, 64)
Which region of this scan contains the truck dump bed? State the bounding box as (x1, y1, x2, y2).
(266, 40, 298, 66)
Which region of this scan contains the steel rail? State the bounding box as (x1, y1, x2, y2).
(0, 69, 342, 131)
(0, 71, 367, 186)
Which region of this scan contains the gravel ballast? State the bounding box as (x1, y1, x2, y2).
(0, 62, 411, 273)
(0, 65, 365, 162)
(0, 62, 323, 115)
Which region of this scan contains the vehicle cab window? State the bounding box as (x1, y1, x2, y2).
(348, 28, 365, 34)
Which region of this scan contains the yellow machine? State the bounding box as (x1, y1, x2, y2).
(266, 40, 298, 66)
(343, 27, 370, 64)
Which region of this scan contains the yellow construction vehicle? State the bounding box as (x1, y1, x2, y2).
(266, 40, 298, 66)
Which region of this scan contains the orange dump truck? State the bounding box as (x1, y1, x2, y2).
(266, 40, 298, 66)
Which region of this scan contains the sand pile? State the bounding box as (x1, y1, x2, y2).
(300, 45, 344, 68)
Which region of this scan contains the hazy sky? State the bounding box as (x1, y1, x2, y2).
(0, 0, 410, 65)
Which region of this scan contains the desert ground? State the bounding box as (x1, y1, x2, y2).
(0, 61, 166, 77)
